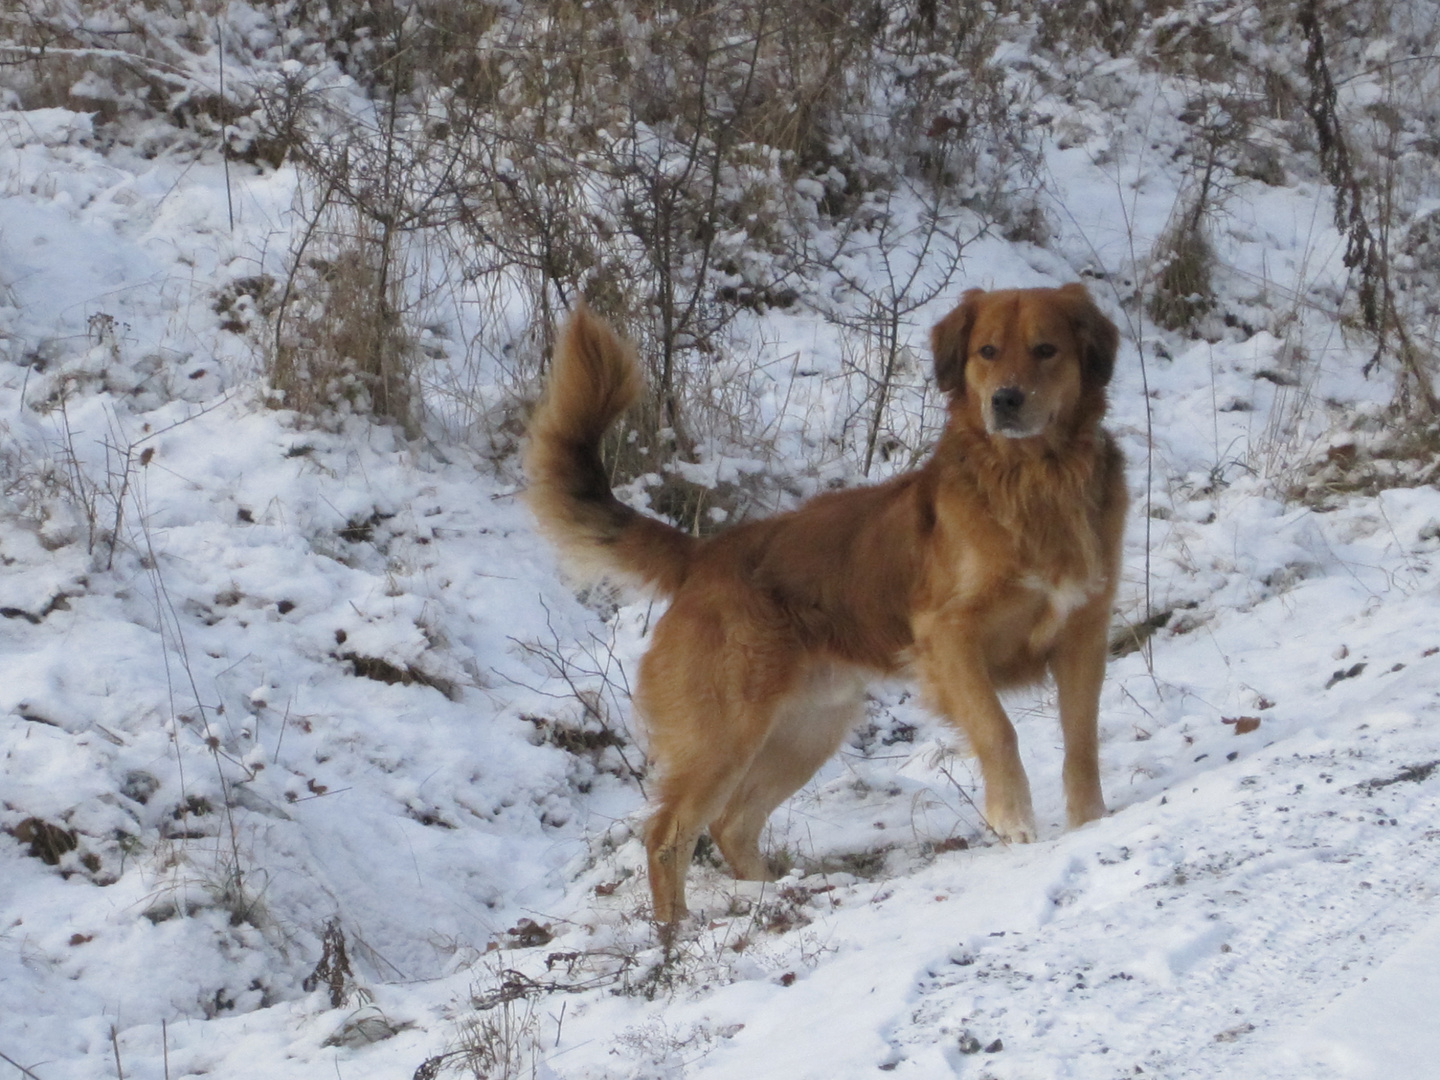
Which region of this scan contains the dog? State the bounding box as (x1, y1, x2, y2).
(526, 284, 1127, 924)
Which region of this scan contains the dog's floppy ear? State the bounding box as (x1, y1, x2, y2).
(1058, 282, 1119, 389)
(932, 288, 984, 396)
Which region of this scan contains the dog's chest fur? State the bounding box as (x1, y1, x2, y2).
(921, 445, 1109, 663)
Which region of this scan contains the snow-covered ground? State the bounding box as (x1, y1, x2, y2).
(4, 40, 1440, 1080)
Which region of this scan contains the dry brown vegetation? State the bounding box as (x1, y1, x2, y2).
(8, 0, 1440, 499)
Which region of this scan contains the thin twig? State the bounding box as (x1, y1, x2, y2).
(935, 760, 1000, 845)
(217, 22, 234, 232)
(110, 1024, 125, 1080)
(0, 1047, 47, 1080)
(134, 504, 253, 922)
(0, 43, 194, 85)
(271, 697, 292, 765)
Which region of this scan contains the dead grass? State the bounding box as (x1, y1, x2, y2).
(268, 236, 417, 432)
(303, 919, 356, 1009)
(1148, 202, 1216, 335)
(1287, 418, 1440, 509)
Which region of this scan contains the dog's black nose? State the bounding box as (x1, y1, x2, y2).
(991, 386, 1025, 417)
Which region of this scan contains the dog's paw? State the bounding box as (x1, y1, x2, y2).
(993, 820, 1037, 844)
(987, 804, 1038, 844)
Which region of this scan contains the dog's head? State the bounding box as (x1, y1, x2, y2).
(931, 284, 1119, 440)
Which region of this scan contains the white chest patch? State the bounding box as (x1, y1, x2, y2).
(1022, 574, 1099, 651)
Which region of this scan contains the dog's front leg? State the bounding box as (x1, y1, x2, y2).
(1049, 602, 1109, 828)
(916, 621, 1036, 843)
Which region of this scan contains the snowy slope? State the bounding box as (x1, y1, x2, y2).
(4, 33, 1440, 1080)
(0, 107, 644, 1075)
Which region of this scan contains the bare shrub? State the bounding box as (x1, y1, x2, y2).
(413, 969, 543, 1080)
(816, 178, 982, 476)
(1148, 197, 1216, 335)
(266, 210, 418, 431)
(1, 1, 195, 118)
(303, 919, 356, 1009)
(0, 0, 279, 161)
(244, 0, 1046, 523)
(511, 609, 647, 790)
(1029, 0, 1163, 57)
(1295, 0, 1439, 412)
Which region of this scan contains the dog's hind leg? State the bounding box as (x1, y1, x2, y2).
(638, 590, 812, 923)
(644, 709, 774, 923)
(711, 666, 864, 880)
(645, 774, 738, 925)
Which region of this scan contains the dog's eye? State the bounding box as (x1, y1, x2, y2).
(977, 344, 998, 360)
(1033, 343, 1058, 360)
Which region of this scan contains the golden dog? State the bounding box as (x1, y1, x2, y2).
(526, 285, 1127, 924)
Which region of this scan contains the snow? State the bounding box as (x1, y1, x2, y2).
(1299, 912, 1440, 1079)
(3, 23, 1440, 1080)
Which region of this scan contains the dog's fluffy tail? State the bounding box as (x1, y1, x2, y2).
(525, 305, 696, 596)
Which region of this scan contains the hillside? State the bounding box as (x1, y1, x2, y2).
(3, 3, 1440, 1078)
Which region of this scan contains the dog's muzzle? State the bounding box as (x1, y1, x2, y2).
(989, 386, 1033, 437)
